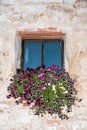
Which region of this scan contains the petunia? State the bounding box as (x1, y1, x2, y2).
(35, 98, 41, 106)
(10, 78, 13, 82)
(55, 75, 59, 80)
(41, 75, 45, 81)
(47, 68, 51, 72)
(38, 73, 43, 78)
(6, 94, 11, 99)
(15, 100, 19, 105)
(16, 69, 23, 74)
(40, 86, 45, 91)
(55, 66, 59, 73)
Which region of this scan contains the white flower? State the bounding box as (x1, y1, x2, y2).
(48, 83, 50, 86)
(52, 85, 56, 92)
(59, 83, 63, 85)
(61, 86, 66, 91)
(62, 106, 67, 115)
(64, 90, 68, 94)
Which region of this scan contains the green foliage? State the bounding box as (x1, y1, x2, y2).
(7, 65, 80, 119)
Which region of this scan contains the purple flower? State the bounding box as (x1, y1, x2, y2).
(40, 86, 45, 91)
(55, 66, 59, 74)
(38, 73, 45, 81)
(17, 78, 21, 83)
(44, 68, 47, 73)
(55, 75, 59, 80)
(26, 67, 30, 71)
(50, 64, 56, 69)
(10, 78, 13, 82)
(10, 92, 15, 98)
(29, 68, 34, 73)
(72, 79, 77, 83)
(15, 100, 19, 105)
(62, 68, 66, 72)
(22, 74, 29, 79)
(41, 76, 45, 81)
(36, 66, 41, 71)
(16, 69, 23, 74)
(49, 80, 52, 83)
(6, 94, 11, 99)
(38, 73, 43, 78)
(47, 68, 51, 72)
(14, 85, 17, 90)
(19, 94, 22, 98)
(42, 65, 45, 69)
(38, 74, 45, 80)
(35, 98, 41, 106)
(27, 101, 31, 105)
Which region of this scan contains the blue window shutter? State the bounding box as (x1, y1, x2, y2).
(44, 41, 62, 69)
(24, 41, 42, 69)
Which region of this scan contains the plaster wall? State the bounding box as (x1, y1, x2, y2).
(0, 0, 87, 130)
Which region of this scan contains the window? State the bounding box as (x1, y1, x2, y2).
(21, 40, 64, 70)
(18, 31, 65, 70)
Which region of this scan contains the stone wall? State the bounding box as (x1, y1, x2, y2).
(0, 0, 87, 130)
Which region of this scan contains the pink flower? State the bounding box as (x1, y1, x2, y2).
(10, 78, 13, 82)
(55, 75, 59, 80)
(41, 76, 45, 80)
(38, 73, 43, 78)
(40, 86, 45, 91)
(38, 74, 45, 81)
(47, 68, 51, 72)
(15, 100, 19, 105)
(35, 98, 41, 106)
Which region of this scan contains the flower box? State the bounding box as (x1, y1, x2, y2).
(7, 65, 79, 119)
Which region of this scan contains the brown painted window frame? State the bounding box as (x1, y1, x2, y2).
(17, 31, 65, 69)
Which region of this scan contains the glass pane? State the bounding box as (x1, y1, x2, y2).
(24, 41, 42, 69)
(44, 41, 62, 69)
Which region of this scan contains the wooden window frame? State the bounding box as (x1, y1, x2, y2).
(17, 31, 65, 69)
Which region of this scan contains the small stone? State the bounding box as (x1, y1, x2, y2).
(0, 104, 9, 110)
(0, 110, 4, 113)
(0, 71, 2, 74)
(46, 125, 57, 130)
(0, 78, 3, 81)
(23, 102, 28, 107)
(3, 52, 9, 56)
(47, 2, 62, 11)
(58, 126, 66, 130)
(40, 13, 44, 17)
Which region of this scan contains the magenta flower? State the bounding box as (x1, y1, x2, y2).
(13, 85, 17, 89)
(55, 66, 59, 73)
(40, 86, 45, 91)
(47, 68, 51, 72)
(44, 68, 47, 73)
(38, 73, 43, 78)
(38, 74, 45, 80)
(10, 78, 13, 82)
(50, 64, 56, 69)
(35, 98, 41, 106)
(55, 75, 59, 80)
(22, 74, 29, 79)
(16, 69, 24, 74)
(62, 68, 66, 72)
(15, 100, 19, 105)
(6, 94, 11, 99)
(41, 76, 45, 80)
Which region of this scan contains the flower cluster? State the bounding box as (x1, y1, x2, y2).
(7, 65, 78, 119)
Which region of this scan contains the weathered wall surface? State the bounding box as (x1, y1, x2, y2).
(0, 0, 87, 130)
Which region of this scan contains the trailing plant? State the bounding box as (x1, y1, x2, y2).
(7, 65, 79, 119)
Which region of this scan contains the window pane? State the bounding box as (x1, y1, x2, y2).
(24, 41, 42, 69)
(44, 41, 62, 68)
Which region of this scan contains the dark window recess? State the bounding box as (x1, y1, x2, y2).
(21, 40, 64, 70)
